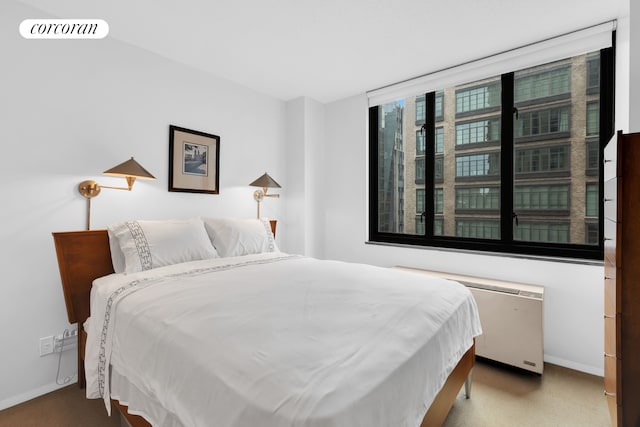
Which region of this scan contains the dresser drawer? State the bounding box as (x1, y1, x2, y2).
(604, 275, 620, 315)
(603, 136, 619, 181)
(604, 315, 619, 355)
(603, 179, 618, 222)
(604, 218, 619, 266)
(604, 353, 619, 396)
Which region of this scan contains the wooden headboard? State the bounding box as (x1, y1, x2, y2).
(52, 230, 115, 327)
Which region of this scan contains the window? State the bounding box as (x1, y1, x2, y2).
(456, 83, 501, 115)
(415, 96, 425, 125)
(515, 145, 569, 175)
(369, 44, 613, 260)
(514, 184, 570, 211)
(456, 118, 500, 146)
(435, 127, 444, 153)
(435, 92, 444, 121)
(586, 183, 598, 217)
(586, 222, 599, 244)
(456, 220, 500, 239)
(586, 139, 599, 175)
(587, 102, 600, 135)
(456, 186, 500, 211)
(416, 130, 426, 155)
(587, 55, 600, 94)
(456, 152, 500, 178)
(515, 65, 570, 103)
(416, 189, 425, 213)
(415, 157, 425, 184)
(435, 188, 444, 214)
(514, 222, 569, 243)
(514, 106, 570, 140)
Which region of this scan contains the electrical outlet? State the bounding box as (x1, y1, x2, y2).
(39, 336, 54, 356)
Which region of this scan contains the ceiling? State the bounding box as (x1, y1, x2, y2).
(17, 0, 627, 103)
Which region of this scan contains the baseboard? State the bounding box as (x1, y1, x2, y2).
(0, 380, 77, 411)
(544, 354, 604, 377)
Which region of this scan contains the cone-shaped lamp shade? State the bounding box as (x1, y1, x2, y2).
(249, 172, 281, 188)
(103, 157, 156, 180)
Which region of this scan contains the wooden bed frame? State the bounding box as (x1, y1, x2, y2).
(52, 223, 474, 427)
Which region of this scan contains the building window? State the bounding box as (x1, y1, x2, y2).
(416, 189, 425, 213)
(434, 218, 444, 236)
(514, 184, 570, 211)
(514, 222, 569, 243)
(515, 145, 569, 175)
(415, 217, 425, 235)
(586, 222, 599, 244)
(456, 152, 500, 178)
(435, 156, 443, 182)
(586, 183, 598, 217)
(415, 157, 425, 184)
(435, 92, 444, 121)
(456, 186, 500, 211)
(456, 118, 501, 146)
(456, 220, 500, 239)
(435, 127, 444, 153)
(456, 83, 501, 115)
(587, 101, 600, 136)
(369, 48, 612, 259)
(586, 138, 599, 175)
(587, 55, 600, 94)
(515, 64, 570, 103)
(416, 130, 425, 155)
(514, 106, 570, 140)
(415, 96, 425, 125)
(435, 188, 444, 214)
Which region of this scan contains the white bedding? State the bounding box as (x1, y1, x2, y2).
(84, 253, 482, 427)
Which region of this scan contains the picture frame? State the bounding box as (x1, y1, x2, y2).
(168, 125, 220, 194)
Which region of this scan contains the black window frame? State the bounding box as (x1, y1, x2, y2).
(368, 43, 614, 260)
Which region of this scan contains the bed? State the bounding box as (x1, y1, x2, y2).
(52, 218, 481, 427)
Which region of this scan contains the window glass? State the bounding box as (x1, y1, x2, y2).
(513, 53, 600, 245)
(515, 145, 569, 174)
(456, 187, 500, 210)
(456, 119, 500, 145)
(515, 65, 570, 103)
(456, 83, 501, 115)
(370, 49, 608, 258)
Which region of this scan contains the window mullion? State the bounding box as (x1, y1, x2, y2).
(500, 73, 515, 243)
(424, 92, 436, 239)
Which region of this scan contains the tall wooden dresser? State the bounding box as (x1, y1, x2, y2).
(603, 130, 640, 427)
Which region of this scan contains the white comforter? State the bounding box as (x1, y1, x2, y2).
(85, 253, 481, 427)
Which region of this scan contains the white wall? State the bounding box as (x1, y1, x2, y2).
(283, 97, 325, 258)
(0, 1, 288, 409)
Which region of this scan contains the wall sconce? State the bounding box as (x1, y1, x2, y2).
(78, 157, 156, 230)
(249, 172, 281, 219)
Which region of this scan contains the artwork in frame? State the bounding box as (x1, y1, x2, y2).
(169, 125, 220, 194)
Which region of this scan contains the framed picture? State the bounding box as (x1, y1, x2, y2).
(169, 125, 220, 194)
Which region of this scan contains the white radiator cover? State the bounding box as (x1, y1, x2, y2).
(395, 267, 544, 374)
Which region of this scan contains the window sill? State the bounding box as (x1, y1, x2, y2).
(364, 240, 603, 266)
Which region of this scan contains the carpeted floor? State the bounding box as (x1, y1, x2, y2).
(0, 359, 610, 427)
(443, 359, 611, 427)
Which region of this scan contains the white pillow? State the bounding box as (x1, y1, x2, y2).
(108, 218, 219, 273)
(202, 218, 278, 257)
(107, 228, 126, 274)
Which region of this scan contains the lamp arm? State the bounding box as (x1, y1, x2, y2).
(99, 185, 132, 191)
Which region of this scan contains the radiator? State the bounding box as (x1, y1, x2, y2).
(395, 267, 545, 374)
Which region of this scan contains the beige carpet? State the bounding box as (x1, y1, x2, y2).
(443, 359, 611, 427)
(0, 360, 610, 427)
